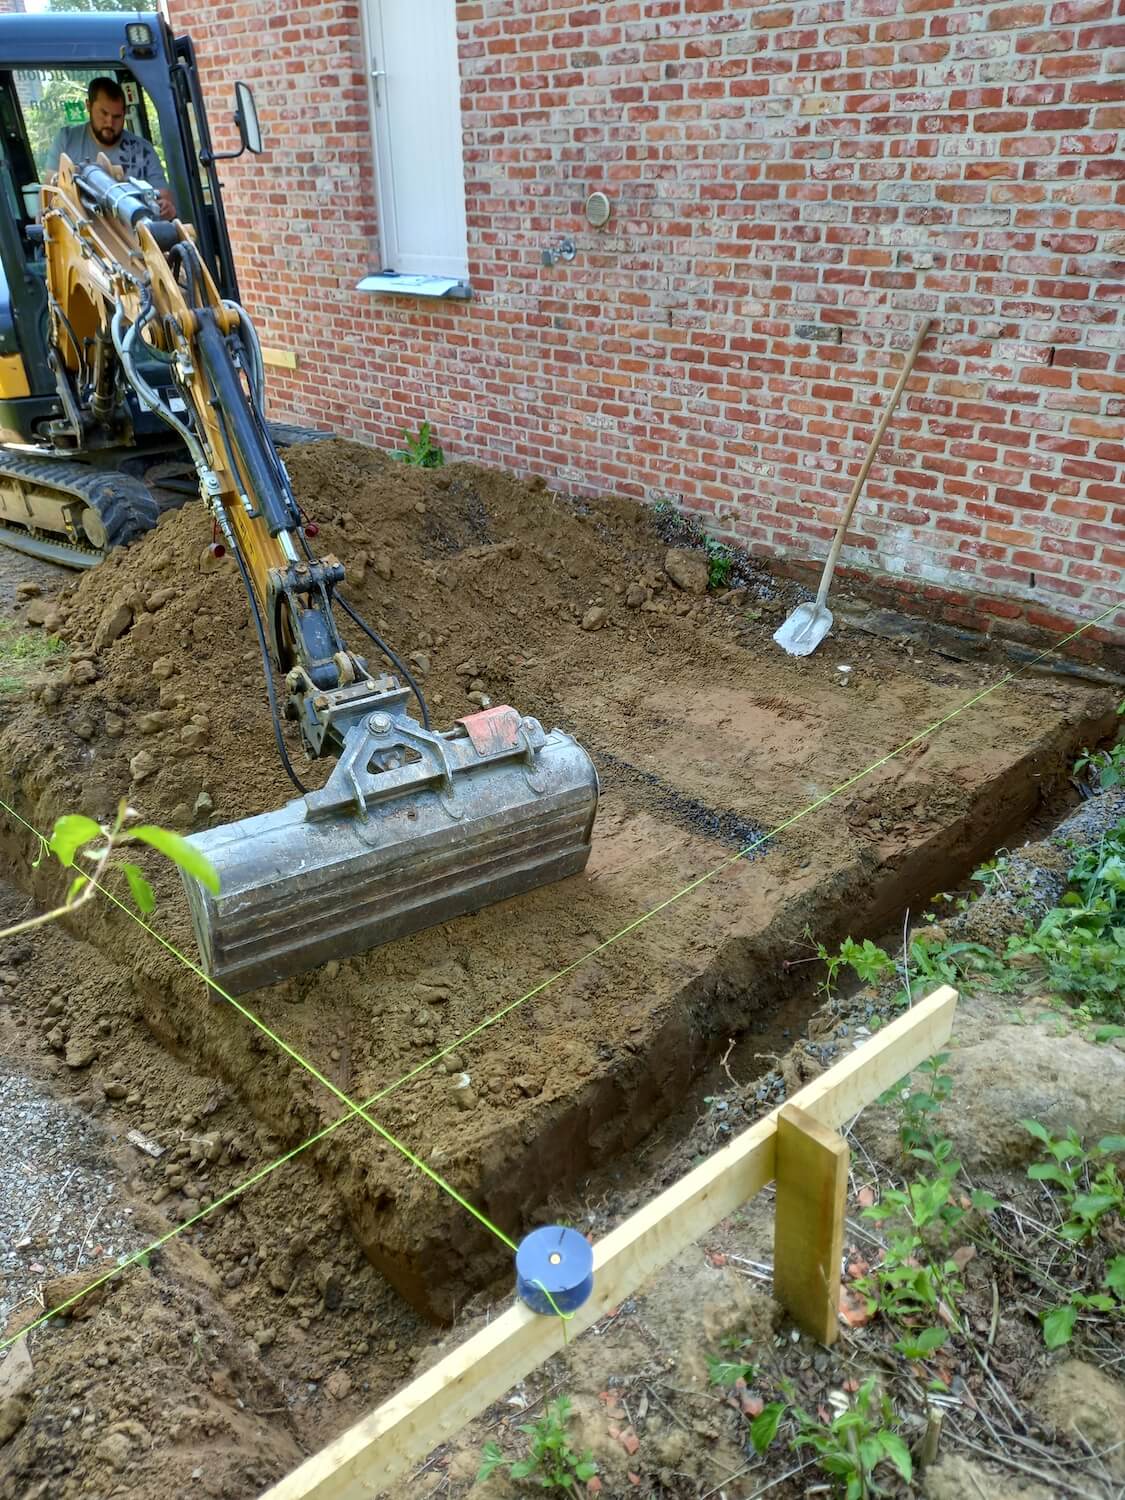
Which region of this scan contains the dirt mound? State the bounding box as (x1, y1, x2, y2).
(0, 441, 1116, 1326)
(7, 442, 768, 832)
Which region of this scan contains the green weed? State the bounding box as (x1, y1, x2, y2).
(1073, 701, 1125, 790)
(704, 535, 735, 589)
(1023, 1121, 1125, 1243)
(0, 619, 63, 695)
(749, 1378, 912, 1499)
(476, 1395, 597, 1492)
(816, 936, 896, 996)
(1041, 1256, 1125, 1350)
(861, 1059, 995, 1330)
(890, 1052, 954, 1158)
(1006, 819, 1125, 1019)
(390, 421, 445, 467)
(5, 800, 221, 944)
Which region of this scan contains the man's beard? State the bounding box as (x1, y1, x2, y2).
(92, 124, 122, 146)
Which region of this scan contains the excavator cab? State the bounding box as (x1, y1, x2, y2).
(0, 12, 251, 561)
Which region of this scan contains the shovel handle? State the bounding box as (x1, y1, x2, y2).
(814, 317, 933, 609)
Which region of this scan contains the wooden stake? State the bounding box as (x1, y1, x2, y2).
(261, 986, 956, 1500)
(773, 1104, 848, 1345)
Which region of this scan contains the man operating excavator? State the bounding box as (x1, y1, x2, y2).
(45, 75, 175, 221)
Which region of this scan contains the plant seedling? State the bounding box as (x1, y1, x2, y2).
(476, 1395, 597, 1492)
(390, 420, 445, 467)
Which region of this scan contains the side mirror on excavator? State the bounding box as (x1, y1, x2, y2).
(201, 82, 262, 163)
(234, 82, 262, 155)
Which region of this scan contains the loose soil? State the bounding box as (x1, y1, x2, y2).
(0, 442, 1121, 1496)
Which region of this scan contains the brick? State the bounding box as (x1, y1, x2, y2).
(976, 109, 1029, 130)
(161, 0, 1125, 648)
(988, 3, 1047, 26)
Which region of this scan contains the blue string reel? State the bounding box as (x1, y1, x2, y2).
(515, 1225, 594, 1316)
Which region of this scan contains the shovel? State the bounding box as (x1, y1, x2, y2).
(774, 317, 933, 657)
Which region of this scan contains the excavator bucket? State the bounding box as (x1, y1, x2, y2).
(180, 704, 598, 994)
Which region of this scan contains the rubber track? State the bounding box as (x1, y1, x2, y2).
(0, 454, 160, 558)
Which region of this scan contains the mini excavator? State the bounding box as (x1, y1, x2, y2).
(0, 15, 597, 992)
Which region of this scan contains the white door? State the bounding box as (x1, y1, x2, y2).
(363, 0, 469, 279)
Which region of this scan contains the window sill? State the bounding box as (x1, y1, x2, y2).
(356, 273, 472, 300)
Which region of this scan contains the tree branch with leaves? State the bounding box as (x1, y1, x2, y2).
(3, 800, 218, 944)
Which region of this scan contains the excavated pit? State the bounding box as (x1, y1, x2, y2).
(0, 441, 1118, 1322)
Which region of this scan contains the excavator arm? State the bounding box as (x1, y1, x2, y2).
(40, 158, 599, 993)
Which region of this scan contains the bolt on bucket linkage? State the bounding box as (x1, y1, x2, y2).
(181, 693, 599, 994)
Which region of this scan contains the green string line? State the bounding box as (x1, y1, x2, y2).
(0, 797, 518, 1257)
(0, 598, 1119, 1350)
(531, 1282, 577, 1343)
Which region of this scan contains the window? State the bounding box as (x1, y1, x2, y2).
(15, 68, 167, 185)
(361, 0, 469, 291)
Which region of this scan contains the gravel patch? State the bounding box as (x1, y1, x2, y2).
(0, 1067, 142, 1333)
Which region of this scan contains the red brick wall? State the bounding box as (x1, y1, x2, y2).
(169, 0, 1125, 644)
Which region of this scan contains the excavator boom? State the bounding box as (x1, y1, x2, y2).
(42, 158, 598, 992)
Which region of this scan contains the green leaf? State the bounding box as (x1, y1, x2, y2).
(750, 1401, 785, 1454)
(877, 1431, 913, 1483)
(1048, 1137, 1083, 1164)
(970, 1188, 1000, 1213)
(48, 813, 102, 869)
(858, 1436, 882, 1472)
(1097, 1136, 1125, 1154)
(574, 1459, 598, 1481)
(475, 1441, 504, 1482)
(1072, 1192, 1120, 1219)
(1093, 1026, 1125, 1044)
(820, 1453, 858, 1477)
(894, 1325, 948, 1359)
(707, 1355, 755, 1387)
(120, 861, 156, 915)
(66, 873, 89, 904)
(1022, 1119, 1051, 1143)
(130, 825, 220, 894)
(508, 1457, 537, 1479)
(1042, 1303, 1078, 1350)
(1028, 1163, 1073, 1187)
(1104, 1257, 1125, 1298)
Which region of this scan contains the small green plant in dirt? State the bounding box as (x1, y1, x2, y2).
(860, 1061, 996, 1329)
(856, 1142, 970, 1324)
(814, 931, 1005, 1008)
(1007, 819, 1125, 1019)
(970, 853, 1040, 914)
(1073, 701, 1125, 790)
(1023, 1121, 1125, 1243)
(476, 1395, 597, 1492)
(893, 1325, 949, 1361)
(906, 932, 1011, 998)
(1040, 1255, 1125, 1350)
(816, 936, 897, 996)
(706, 1335, 757, 1388)
(882, 1053, 954, 1158)
(749, 1378, 912, 1499)
(2, 800, 220, 943)
(0, 618, 64, 695)
(389, 420, 444, 467)
(704, 535, 735, 589)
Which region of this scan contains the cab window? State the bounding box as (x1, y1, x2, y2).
(12, 67, 166, 183)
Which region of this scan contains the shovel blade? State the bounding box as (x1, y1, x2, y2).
(772, 602, 833, 657)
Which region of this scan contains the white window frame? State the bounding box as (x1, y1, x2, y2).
(359, 0, 470, 297)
